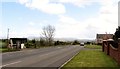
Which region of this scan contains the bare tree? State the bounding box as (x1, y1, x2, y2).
(42, 25, 55, 46)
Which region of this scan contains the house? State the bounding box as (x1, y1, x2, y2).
(96, 34, 113, 45)
(10, 38, 27, 49)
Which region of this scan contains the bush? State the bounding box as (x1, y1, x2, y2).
(54, 41, 72, 46)
(72, 40, 79, 45)
(0, 40, 7, 48)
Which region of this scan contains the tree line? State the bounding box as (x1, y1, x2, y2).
(1, 25, 96, 49)
(24, 25, 80, 48)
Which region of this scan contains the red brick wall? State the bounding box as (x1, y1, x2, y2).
(109, 45, 118, 62)
(104, 44, 108, 54)
(118, 52, 120, 65)
(102, 39, 120, 65)
(102, 41, 108, 55)
(118, 39, 120, 65)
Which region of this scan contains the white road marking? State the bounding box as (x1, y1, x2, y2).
(58, 47, 61, 48)
(0, 61, 22, 67)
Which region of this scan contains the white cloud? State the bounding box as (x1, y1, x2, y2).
(55, 15, 87, 38)
(98, 0, 118, 32)
(9, 27, 42, 38)
(59, 0, 98, 8)
(18, 0, 29, 4)
(0, 24, 2, 38)
(17, 0, 118, 39)
(7, 29, 27, 38)
(29, 22, 35, 26)
(59, 0, 119, 8)
(55, 0, 118, 39)
(18, 0, 66, 14)
(25, 27, 42, 37)
(58, 15, 79, 25)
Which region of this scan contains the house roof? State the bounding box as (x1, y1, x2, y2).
(96, 34, 113, 39)
(10, 38, 27, 40)
(10, 38, 27, 43)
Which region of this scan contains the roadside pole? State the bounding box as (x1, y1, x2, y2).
(7, 28, 9, 49)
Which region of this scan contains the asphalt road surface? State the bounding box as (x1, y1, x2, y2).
(1, 45, 83, 69)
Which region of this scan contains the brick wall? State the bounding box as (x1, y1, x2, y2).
(102, 40, 109, 55)
(109, 45, 118, 61)
(102, 38, 120, 65)
(118, 38, 120, 65)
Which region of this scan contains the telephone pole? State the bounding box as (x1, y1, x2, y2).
(7, 28, 9, 47)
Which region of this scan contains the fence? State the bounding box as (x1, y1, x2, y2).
(102, 38, 120, 65)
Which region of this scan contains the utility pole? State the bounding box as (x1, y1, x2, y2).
(7, 28, 9, 47)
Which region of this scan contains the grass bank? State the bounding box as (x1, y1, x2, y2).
(63, 50, 118, 67)
(84, 45, 102, 49)
(0, 48, 8, 51)
(62, 45, 119, 68)
(0, 48, 21, 53)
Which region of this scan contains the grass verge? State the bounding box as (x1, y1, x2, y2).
(62, 50, 119, 68)
(84, 45, 102, 49)
(0, 48, 21, 53)
(0, 48, 8, 52)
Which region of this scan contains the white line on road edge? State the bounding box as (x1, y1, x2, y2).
(58, 49, 82, 69)
(0, 61, 22, 67)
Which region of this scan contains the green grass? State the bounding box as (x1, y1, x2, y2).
(0, 41, 7, 48)
(0, 48, 8, 51)
(0, 41, 2, 46)
(0, 48, 21, 52)
(84, 45, 102, 49)
(0, 48, 8, 52)
(63, 50, 119, 68)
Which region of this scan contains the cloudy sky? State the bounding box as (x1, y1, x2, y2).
(1, 0, 119, 39)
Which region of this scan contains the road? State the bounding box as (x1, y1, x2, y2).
(1, 45, 83, 69)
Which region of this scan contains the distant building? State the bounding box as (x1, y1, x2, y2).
(10, 38, 27, 49)
(96, 34, 113, 45)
